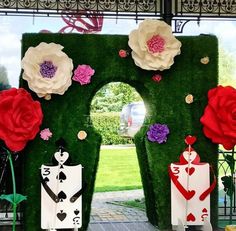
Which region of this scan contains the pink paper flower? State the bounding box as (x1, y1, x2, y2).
(40, 128, 52, 141)
(147, 35, 165, 54)
(119, 49, 128, 58)
(152, 74, 162, 83)
(72, 64, 95, 85)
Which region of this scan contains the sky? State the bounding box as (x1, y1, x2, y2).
(1, 16, 236, 87)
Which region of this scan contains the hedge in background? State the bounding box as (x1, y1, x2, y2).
(91, 112, 133, 145)
(20, 34, 218, 230)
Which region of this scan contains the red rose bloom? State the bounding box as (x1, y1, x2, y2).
(0, 88, 43, 151)
(200, 85, 236, 150)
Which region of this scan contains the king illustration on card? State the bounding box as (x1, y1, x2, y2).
(169, 136, 216, 231)
(41, 140, 83, 230)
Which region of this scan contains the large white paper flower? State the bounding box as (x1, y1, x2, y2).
(128, 19, 181, 71)
(22, 42, 73, 98)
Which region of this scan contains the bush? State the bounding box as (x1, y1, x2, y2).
(91, 112, 133, 145)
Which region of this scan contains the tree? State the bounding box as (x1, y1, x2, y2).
(91, 82, 142, 112)
(0, 65, 10, 90)
(219, 46, 236, 87)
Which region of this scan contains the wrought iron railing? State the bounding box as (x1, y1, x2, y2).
(0, 1, 236, 33)
(174, 0, 236, 18)
(0, 0, 162, 19)
(218, 150, 236, 223)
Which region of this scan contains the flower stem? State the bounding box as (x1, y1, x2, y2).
(6, 150, 16, 231)
(229, 147, 235, 225)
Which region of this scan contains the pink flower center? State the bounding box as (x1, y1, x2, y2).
(147, 35, 165, 54)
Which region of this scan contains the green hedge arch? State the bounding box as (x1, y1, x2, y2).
(20, 33, 218, 230)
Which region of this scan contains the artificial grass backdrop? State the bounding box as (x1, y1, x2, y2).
(20, 34, 218, 230)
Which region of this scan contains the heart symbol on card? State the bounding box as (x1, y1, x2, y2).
(57, 210, 67, 221)
(185, 135, 197, 145)
(54, 151, 69, 165)
(185, 167, 195, 175)
(183, 151, 197, 163)
(202, 208, 208, 213)
(186, 190, 195, 200)
(187, 213, 196, 222)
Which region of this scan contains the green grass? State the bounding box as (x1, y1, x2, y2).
(95, 147, 143, 192)
(121, 198, 146, 211)
(108, 198, 146, 211)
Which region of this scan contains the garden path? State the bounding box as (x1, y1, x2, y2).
(88, 189, 158, 230)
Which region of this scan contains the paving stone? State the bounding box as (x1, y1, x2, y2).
(89, 190, 158, 230)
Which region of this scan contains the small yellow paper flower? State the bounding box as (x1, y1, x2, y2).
(200, 56, 209, 65)
(185, 94, 194, 104)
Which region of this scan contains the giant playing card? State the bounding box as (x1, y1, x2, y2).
(169, 136, 216, 227)
(41, 149, 82, 230)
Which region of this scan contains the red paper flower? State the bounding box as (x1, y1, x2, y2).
(0, 88, 43, 151)
(200, 85, 236, 150)
(119, 49, 128, 58)
(152, 74, 162, 82)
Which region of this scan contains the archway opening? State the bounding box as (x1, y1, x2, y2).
(89, 82, 148, 227)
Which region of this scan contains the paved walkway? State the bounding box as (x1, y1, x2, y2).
(89, 189, 158, 230)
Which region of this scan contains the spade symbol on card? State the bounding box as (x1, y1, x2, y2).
(74, 209, 80, 215)
(44, 177, 49, 183)
(57, 171, 67, 183)
(58, 191, 67, 202)
(57, 210, 67, 221)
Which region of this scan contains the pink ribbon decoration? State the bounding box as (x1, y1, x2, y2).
(59, 11, 104, 33)
(39, 11, 103, 34)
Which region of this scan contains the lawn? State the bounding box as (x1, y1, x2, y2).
(94, 147, 143, 192)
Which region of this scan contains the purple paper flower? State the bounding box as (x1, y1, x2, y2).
(72, 64, 95, 85)
(40, 60, 57, 78)
(147, 123, 170, 144)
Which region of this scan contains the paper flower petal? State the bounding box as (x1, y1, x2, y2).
(128, 19, 181, 71)
(21, 42, 73, 98)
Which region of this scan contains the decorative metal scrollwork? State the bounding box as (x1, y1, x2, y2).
(173, 19, 190, 33)
(137, 0, 156, 12)
(1, 0, 236, 33)
(79, 0, 97, 11)
(18, 0, 37, 9)
(38, 0, 57, 10)
(118, 0, 136, 12)
(178, 0, 236, 16)
(59, 0, 77, 10)
(98, 0, 116, 11)
(0, 0, 15, 8)
(201, 0, 219, 13)
(220, 0, 236, 14)
(0, 0, 160, 16)
(182, 0, 200, 13)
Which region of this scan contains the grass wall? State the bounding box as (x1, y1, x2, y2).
(20, 34, 218, 230)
